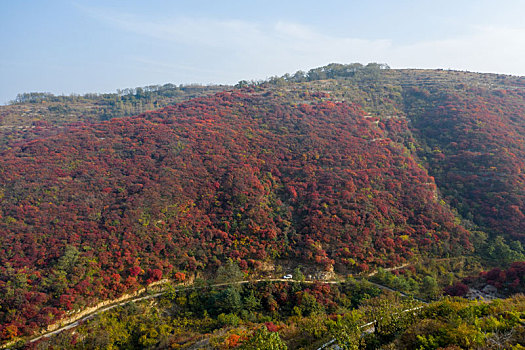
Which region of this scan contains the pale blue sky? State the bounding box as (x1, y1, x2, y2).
(2, 0, 525, 103)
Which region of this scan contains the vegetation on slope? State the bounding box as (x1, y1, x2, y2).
(0, 88, 469, 341)
(1, 64, 524, 345)
(26, 278, 525, 349)
(0, 84, 229, 150)
(403, 86, 525, 241)
(262, 63, 525, 245)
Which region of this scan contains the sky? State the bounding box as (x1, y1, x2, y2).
(2, 0, 525, 104)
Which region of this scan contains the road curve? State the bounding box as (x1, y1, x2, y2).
(25, 278, 340, 345)
(5, 263, 414, 348)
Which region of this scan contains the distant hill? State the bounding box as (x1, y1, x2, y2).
(0, 84, 230, 150)
(0, 64, 523, 342)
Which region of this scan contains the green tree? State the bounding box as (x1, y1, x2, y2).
(217, 313, 241, 326)
(215, 259, 244, 283)
(298, 292, 324, 316)
(216, 287, 242, 314)
(365, 296, 418, 343)
(293, 267, 305, 281)
(487, 236, 525, 264)
(244, 290, 261, 311)
(420, 276, 440, 300)
(299, 315, 328, 339)
(56, 245, 79, 273)
(240, 327, 287, 350)
(330, 311, 362, 350)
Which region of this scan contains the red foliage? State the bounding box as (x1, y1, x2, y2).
(129, 266, 142, 277)
(147, 269, 163, 283)
(0, 89, 471, 337)
(407, 87, 525, 240)
(459, 262, 525, 296)
(444, 282, 469, 297)
(0, 325, 19, 341)
(224, 333, 241, 347)
(482, 262, 525, 294)
(265, 321, 279, 332)
(174, 272, 186, 282)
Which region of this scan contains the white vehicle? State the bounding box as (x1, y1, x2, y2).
(283, 274, 293, 279)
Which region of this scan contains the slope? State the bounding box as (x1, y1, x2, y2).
(0, 88, 469, 341)
(264, 64, 525, 243)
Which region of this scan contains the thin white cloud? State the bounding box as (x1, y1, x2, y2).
(389, 25, 525, 74)
(80, 5, 525, 79)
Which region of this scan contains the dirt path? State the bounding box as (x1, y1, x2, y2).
(24, 278, 340, 346)
(28, 291, 167, 344)
(315, 299, 427, 350)
(366, 262, 411, 277)
(5, 264, 415, 348)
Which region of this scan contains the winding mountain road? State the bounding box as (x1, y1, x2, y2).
(3, 263, 415, 348)
(26, 278, 339, 345)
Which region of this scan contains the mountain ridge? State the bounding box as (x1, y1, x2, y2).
(0, 64, 523, 343)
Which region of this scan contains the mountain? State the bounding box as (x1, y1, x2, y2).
(266, 64, 525, 241)
(0, 64, 523, 342)
(0, 84, 229, 150)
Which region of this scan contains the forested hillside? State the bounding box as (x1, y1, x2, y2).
(264, 63, 525, 246)
(0, 84, 229, 150)
(0, 64, 523, 346)
(31, 281, 525, 350)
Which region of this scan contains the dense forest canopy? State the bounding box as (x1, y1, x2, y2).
(0, 64, 523, 346)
